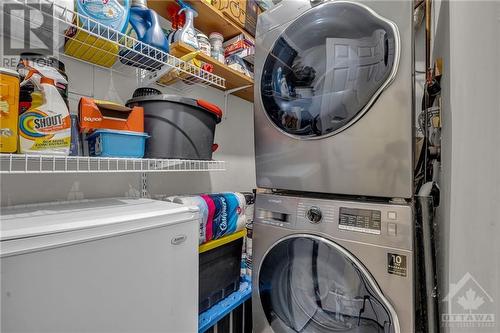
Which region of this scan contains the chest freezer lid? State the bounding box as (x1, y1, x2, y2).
(1, 198, 199, 242)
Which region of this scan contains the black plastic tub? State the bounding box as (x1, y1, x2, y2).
(126, 88, 222, 160)
(199, 236, 243, 313)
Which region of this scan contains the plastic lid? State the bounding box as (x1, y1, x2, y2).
(19, 53, 66, 73)
(127, 93, 223, 122)
(40, 77, 55, 85)
(0, 67, 19, 78)
(132, 87, 162, 98)
(209, 32, 224, 40)
(131, 0, 147, 7)
(86, 129, 150, 140)
(197, 32, 209, 39)
(197, 99, 223, 119)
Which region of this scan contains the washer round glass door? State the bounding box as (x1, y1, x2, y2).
(258, 235, 397, 332)
(260, 1, 399, 138)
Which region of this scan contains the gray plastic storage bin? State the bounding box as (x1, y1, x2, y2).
(127, 88, 222, 160)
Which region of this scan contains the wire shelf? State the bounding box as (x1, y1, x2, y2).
(0, 154, 226, 174)
(6, 0, 226, 89)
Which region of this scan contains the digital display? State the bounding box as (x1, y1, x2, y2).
(338, 207, 381, 234)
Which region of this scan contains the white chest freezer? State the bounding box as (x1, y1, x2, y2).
(0, 198, 200, 333)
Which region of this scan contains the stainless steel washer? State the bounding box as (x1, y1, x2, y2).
(254, 0, 414, 198)
(252, 193, 414, 332)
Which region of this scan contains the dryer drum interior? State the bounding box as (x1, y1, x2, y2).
(258, 236, 396, 332)
(260, 1, 398, 138)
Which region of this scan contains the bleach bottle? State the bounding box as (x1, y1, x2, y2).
(128, 0, 169, 53)
(19, 66, 71, 155)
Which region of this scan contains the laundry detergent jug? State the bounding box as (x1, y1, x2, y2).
(65, 0, 129, 68)
(19, 67, 71, 155)
(120, 0, 169, 68)
(76, 0, 129, 33)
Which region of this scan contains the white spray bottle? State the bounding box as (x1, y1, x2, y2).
(176, 1, 199, 50)
(19, 64, 71, 155)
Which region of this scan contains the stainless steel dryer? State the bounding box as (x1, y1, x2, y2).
(252, 193, 414, 332)
(254, 0, 414, 198)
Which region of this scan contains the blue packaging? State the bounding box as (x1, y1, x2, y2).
(86, 129, 149, 158)
(76, 0, 130, 34)
(210, 193, 240, 240)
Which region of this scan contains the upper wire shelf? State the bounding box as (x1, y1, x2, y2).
(0, 154, 226, 174)
(6, 0, 226, 89)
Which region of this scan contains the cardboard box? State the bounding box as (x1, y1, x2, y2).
(211, 0, 261, 36)
(79, 98, 144, 134)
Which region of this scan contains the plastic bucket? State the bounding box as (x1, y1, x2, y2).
(126, 90, 222, 160)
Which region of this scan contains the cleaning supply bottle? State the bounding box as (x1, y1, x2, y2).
(66, 0, 129, 68)
(19, 69, 71, 155)
(0, 68, 20, 153)
(174, 0, 199, 49)
(128, 0, 169, 53)
(76, 0, 130, 33)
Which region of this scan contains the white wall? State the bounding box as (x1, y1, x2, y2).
(0, 0, 256, 207)
(434, 1, 500, 331)
(1, 56, 256, 206)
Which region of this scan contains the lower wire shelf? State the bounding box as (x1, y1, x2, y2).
(199, 275, 252, 333)
(0, 154, 226, 174)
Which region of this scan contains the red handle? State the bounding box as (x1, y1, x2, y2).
(197, 99, 223, 119)
(211, 143, 219, 152)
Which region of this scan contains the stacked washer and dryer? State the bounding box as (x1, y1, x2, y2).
(252, 1, 415, 332)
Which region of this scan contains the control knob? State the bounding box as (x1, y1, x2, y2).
(306, 206, 322, 223)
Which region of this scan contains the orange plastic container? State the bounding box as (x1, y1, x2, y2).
(79, 97, 144, 134)
(0, 68, 20, 153)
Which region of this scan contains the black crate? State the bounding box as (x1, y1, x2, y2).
(199, 236, 243, 313)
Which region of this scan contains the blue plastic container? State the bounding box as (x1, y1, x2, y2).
(86, 130, 149, 158)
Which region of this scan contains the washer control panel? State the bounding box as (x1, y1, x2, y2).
(255, 193, 413, 251)
(297, 202, 335, 224)
(338, 207, 382, 235)
(306, 206, 322, 223)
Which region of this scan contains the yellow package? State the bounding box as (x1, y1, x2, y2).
(64, 26, 119, 68)
(0, 68, 20, 153)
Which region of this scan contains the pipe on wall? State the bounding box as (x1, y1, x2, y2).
(425, 0, 432, 84)
(417, 181, 440, 333)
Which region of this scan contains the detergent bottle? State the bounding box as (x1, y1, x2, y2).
(19, 67, 71, 155)
(66, 0, 129, 68)
(128, 0, 169, 53)
(174, 0, 199, 50)
(76, 0, 130, 33)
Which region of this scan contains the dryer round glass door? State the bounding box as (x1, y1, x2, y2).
(260, 1, 399, 138)
(258, 235, 398, 332)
